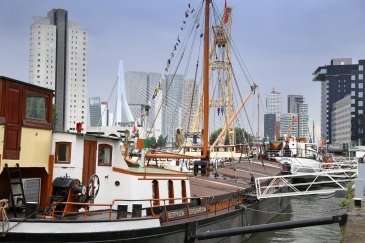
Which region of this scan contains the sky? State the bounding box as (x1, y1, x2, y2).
(0, 0, 365, 139)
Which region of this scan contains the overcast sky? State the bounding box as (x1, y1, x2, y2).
(1, 0, 365, 138)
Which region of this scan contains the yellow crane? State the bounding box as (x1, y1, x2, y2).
(191, 5, 235, 145)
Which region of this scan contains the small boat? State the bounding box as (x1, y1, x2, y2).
(272, 137, 323, 174)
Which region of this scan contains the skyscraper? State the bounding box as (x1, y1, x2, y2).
(280, 113, 299, 137)
(180, 79, 199, 133)
(124, 71, 160, 126)
(287, 95, 304, 113)
(264, 114, 276, 141)
(29, 9, 88, 132)
(313, 58, 365, 144)
(298, 103, 308, 138)
(124, 71, 184, 144)
(89, 97, 102, 127)
(266, 89, 282, 121)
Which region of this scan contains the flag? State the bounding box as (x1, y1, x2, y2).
(131, 121, 138, 135)
(223, 0, 229, 24)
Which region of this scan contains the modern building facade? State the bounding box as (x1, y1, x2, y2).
(125, 71, 160, 125)
(160, 74, 185, 146)
(287, 95, 304, 113)
(266, 89, 282, 121)
(29, 9, 88, 132)
(89, 97, 102, 127)
(280, 113, 299, 137)
(264, 114, 276, 142)
(180, 79, 199, 133)
(313, 58, 365, 145)
(331, 95, 351, 145)
(124, 71, 185, 144)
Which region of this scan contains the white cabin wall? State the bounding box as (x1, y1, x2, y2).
(50, 132, 192, 213)
(52, 133, 84, 180)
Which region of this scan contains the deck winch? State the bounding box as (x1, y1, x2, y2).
(46, 175, 99, 216)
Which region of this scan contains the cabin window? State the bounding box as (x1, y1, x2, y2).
(181, 180, 187, 203)
(55, 142, 71, 163)
(152, 180, 160, 206)
(168, 180, 174, 204)
(98, 144, 113, 166)
(26, 93, 47, 120)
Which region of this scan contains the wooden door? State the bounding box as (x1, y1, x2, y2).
(82, 140, 97, 184)
(3, 82, 22, 159)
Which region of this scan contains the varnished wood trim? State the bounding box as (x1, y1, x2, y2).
(112, 166, 190, 178)
(138, 177, 189, 180)
(23, 119, 52, 130)
(46, 155, 54, 202)
(0, 117, 5, 124)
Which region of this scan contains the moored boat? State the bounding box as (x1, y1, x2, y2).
(0, 1, 290, 242)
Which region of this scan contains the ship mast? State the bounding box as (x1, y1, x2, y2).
(202, 0, 210, 158)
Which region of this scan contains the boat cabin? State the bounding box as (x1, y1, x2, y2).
(0, 76, 53, 209)
(0, 76, 191, 216)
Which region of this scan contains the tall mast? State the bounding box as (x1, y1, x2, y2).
(203, 0, 210, 158)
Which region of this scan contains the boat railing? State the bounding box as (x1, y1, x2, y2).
(0, 199, 9, 236)
(46, 194, 245, 222)
(48, 201, 113, 220)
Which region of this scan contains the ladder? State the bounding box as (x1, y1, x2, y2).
(4, 163, 26, 217)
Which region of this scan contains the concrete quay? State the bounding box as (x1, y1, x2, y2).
(343, 199, 365, 242)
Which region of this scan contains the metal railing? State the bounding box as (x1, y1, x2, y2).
(46, 194, 245, 222)
(255, 169, 357, 199)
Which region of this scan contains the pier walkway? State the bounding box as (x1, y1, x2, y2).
(344, 199, 365, 242)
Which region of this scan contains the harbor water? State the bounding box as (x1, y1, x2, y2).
(245, 194, 347, 242)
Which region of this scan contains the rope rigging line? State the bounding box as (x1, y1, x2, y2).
(146, 1, 204, 139)
(96, 77, 119, 130)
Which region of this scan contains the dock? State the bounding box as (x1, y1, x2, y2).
(343, 199, 365, 242)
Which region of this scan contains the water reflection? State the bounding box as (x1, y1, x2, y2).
(245, 195, 346, 242)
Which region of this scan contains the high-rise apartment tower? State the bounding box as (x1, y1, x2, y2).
(29, 9, 88, 132)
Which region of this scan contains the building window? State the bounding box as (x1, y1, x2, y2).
(359, 92, 363, 98)
(359, 74, 364, 80)
(359, 83, 364, 89)
(351, 99, 355, 104)
(351, 91, 356, 96)
(359, 101, 363, 107)
(351, 75, 356, 81)
(55, 142, 72, 163)
(98, 144, 112, 166)
(26, 93, 47, 120)
(360, 65, 364, 71)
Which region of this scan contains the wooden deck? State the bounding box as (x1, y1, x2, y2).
(190, 159, 282, 197)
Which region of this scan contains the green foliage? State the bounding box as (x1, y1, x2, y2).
(150, 136, 157, 145)
(339, 182, 354, 242)
(209, 127, 251, 145)
(340, 182, 354, 209)
(157, 135, 167, 147)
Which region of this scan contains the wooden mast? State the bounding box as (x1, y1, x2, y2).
(202, 0, 210, 158)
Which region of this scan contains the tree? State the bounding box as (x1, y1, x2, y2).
(150, 136, 157, 148)
(209, 127, 251, 145)
(157, 135, 167, 148)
